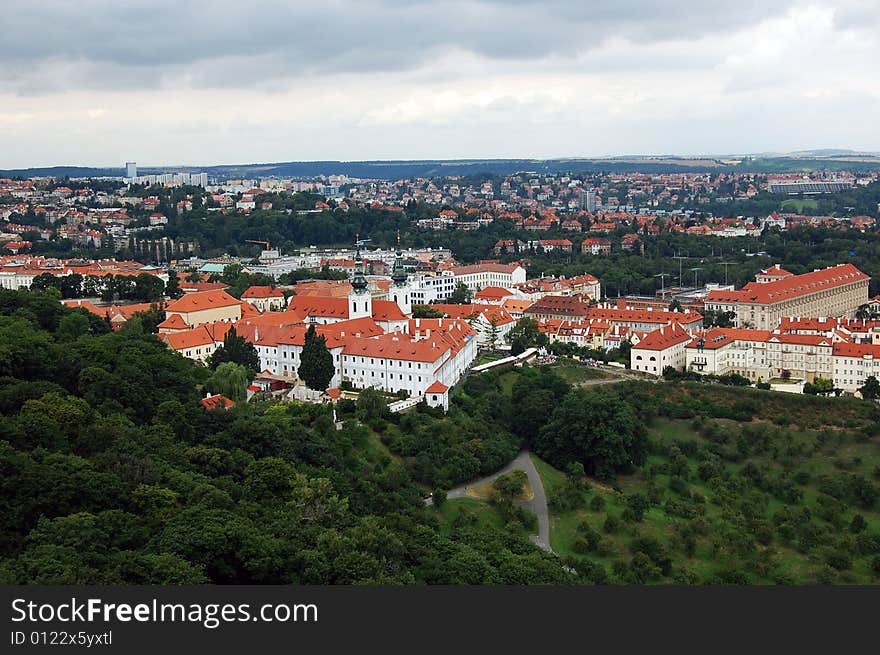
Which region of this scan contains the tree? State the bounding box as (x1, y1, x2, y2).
(703, 309, 736, 328)
(859, 376, 880, 401)
(132, 303, 166, 334)
(412, 305, 444, 318)
(486, 316, 500, 348)
(207, 362, 249, 402)
(356, 387, 389, 421)
(56, 312, 91, 342)
(492, 470, 528, 500)
(804, 377, 834, 396)
(534, 388, 647, 481)
(133, 274, 164, 302)
(209, 326, 260, 372)
(220, 264, 243, 285)
(507, 317, 548, 355)
(856, 304, 880, 320)
(298, 324, 334, 391)
(164, 274, 183, 299)
(448, 281, 473, 305)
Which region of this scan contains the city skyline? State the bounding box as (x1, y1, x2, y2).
(1, 0, 879, 168)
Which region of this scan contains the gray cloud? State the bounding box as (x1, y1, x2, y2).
(1, 0, 800, 93)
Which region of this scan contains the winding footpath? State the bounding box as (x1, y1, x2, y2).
(426, 450, 553, 554)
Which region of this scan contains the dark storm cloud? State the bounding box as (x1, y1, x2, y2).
(1, 0, 799, 93)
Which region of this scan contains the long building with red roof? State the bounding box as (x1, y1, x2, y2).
(705, 264, 869, 330)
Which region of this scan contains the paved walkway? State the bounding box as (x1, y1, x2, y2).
(426, 450, 553, 553)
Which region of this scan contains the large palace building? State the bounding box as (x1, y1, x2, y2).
(704, 264, 869, 330)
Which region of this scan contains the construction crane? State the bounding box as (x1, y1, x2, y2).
(245, 239, 272, 250)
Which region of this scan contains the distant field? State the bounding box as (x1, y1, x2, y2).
(549, 360, 610, 385)
(781, 198, 819, 212)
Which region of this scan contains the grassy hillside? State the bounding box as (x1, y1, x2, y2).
(533, 380, 880, 584)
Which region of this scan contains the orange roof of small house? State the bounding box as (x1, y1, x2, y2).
(241, 285, 284, 299)
(474, 286, 514, 300)
(633, 323, 692, 351)
(200, 394, 235, 411)
(158, 326, 216, 350)
(164, 289, 241, 313)
(157, 313, 190, 330)
(426, 381, 449, 394)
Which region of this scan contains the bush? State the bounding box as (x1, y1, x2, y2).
(603, 514, 620, 533)
(493, 470, 527, 499)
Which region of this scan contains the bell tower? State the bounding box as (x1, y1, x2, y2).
(348, 234, 372, 320)
(391, 231, 412, 317)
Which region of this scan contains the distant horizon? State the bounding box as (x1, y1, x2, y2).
(4, 148, 880, 173)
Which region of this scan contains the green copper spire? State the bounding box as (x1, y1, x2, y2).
(391, 230, 408, 286)
(351, 234, 368, 293)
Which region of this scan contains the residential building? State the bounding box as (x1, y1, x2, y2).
(163, 289, 242, 327)
(450, 262, 527, 292)
(241, 286, 285, 312)
(581, 238, 611, 256)
(833, 342, 880, 392)
(630, 323, 692, 376)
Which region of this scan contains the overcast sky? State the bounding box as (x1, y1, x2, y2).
(2, 0, 878, 168)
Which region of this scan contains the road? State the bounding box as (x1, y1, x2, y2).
(427, 450, 553, 554)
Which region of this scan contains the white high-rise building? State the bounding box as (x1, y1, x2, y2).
(578, 188, 597, 212)
(126, 162, 137, 179)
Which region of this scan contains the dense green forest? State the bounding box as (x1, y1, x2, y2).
(0, 289, 569, 584)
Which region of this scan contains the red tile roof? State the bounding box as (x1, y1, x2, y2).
(706, 264, 868, 305)
(165, 289, 241, 313)
(586, 307, 703, 325)
(200, 394, 235, 411)
(450, 262, 522, 276)
(686, 327, 771, 350)
(474, 286, 514, 300)
(343, 333, 450, 362)
(833, 342, 880, 358)
(156, 313, 190, 330)
(426, 381, 449, 394)
(241, 285, 284, 299)
(158, 326, 217, 350)
(634, 323, 691, 351)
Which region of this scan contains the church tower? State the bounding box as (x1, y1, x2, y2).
(391, 231, 412, 318)
(348, 236, 372, 320)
